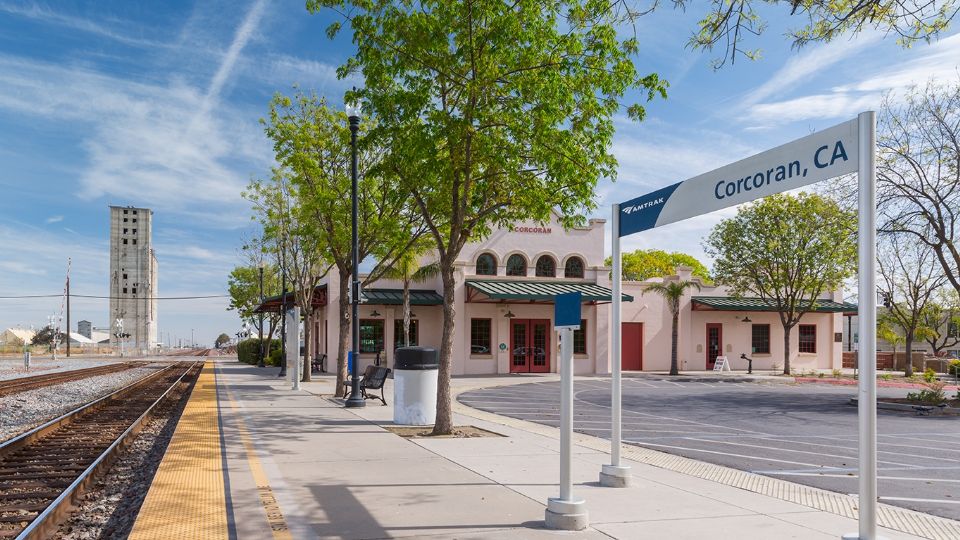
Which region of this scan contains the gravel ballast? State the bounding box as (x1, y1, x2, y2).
(53, 371, 197, 540)
(0, 367, 158, 442)
(0, 358, 124, 381)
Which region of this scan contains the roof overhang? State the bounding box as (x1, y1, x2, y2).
(254, 285, 327, 313)
(692, 296, 857, 315)
(465, 279, 632, 304)
(360, 289, 444, 306)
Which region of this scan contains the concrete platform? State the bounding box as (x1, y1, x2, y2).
(132, 360, 933, 539)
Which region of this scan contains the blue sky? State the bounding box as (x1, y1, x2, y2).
(0, 1, 957, 345)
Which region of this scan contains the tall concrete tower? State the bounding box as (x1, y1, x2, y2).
(109, 206, 158, 351)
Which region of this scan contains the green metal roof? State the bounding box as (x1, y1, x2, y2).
(692, 296, 857, 313)
(361, 289, 444, 305)
(466, 279, 632, 303)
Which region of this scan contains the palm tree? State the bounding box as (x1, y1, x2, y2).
(643, 279, 702, 375)
(382, 250, 440, 348)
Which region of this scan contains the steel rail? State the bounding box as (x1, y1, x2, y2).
(0, 363, 138, 398)
(0, 361, 201, 540)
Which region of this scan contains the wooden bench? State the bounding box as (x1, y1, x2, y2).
(341, 365, 391, 405)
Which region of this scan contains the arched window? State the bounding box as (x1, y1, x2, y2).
(564, 256, 584, 278)
(535, 255, 556, 277)
(506, 254, 527, 276)
(476, 253, 497, 276)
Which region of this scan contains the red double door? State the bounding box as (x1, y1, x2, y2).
(621, 322, 643, 371)
(510, 319, 551, 373)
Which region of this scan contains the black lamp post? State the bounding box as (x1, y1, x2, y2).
(257, 262, 265, 367)
(345, 98, 365, 408)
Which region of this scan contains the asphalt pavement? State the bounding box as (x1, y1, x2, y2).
(458, 378, 960, 521)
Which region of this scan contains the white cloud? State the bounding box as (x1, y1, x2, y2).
(45, 215, 63, 224)
(196, 0, 268, 120)
(0, 2, 169, 49)
(742, 33, 882, 108)
(740, 32, 960, 125)
(0, 54, 268, 227)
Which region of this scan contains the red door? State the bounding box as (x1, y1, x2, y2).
(621, 323, 643, 371)
(510, 319, 551, 373)
(706, 323, 722, 369)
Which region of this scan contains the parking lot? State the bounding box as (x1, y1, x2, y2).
(458, 378, 960, 521)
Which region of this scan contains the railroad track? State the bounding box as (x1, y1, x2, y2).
(0, 363, 139, 398)
(0, 361, 201, 539)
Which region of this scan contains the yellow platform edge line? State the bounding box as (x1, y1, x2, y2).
(129, 363, 228, 540)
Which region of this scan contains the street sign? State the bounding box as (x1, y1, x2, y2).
(554, 292, 582, 330)
(607, 112, 878, 539)
(617, 118, 858, 237)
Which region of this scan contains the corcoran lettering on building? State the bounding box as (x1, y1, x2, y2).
(514, 226, 552, 234)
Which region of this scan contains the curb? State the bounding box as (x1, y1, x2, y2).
(849, 397, 960, 416)
(451, 382, 960, 540)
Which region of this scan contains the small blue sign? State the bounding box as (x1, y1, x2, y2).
(554, 292, 582, 329)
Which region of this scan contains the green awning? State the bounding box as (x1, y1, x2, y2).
(361, 289, 444, 305)
(692, 296, 857, 313)
(466, 279, 632, 303)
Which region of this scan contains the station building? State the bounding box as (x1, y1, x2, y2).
(263, 212, 854, 375)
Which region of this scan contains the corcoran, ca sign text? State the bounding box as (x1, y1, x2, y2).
(618, 118, 859, 237)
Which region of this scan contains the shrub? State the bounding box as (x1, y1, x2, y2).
(879, 373, 893, 380)
(831, 368, 843, 378)
(906, 381, 947, 405)
(817, 372, 825, 378)
(923, 367, 938, 383)
(268, 348, 283, 367)
(948, 359, 960, 377)
(237, 338, 281, 365)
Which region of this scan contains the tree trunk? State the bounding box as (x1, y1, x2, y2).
(432, 263, 457, 435)
(782, 324, 793, 375)
(301, 308, 312, 382)
(669, 311, 679, 376)
(403, 278, 411, 347)
(335, 271, 351, 397)
(904, 331, 914, 377)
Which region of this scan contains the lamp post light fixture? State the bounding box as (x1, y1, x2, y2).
(345, 97, 365, 408)
(257, 261, 266, 367)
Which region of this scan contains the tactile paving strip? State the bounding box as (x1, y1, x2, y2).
(452, 386, 960, 540)
(129, 364, 228, 540)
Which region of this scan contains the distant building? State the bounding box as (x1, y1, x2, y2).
(108, 206, 158, 350)
(0, 327, 36, 347)
(77, 320, 92, 339)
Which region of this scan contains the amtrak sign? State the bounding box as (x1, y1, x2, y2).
(617, 118, 858, 237)
(605, 112, 880, 540)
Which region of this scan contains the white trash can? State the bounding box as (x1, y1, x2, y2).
(393, 347, 439, 425)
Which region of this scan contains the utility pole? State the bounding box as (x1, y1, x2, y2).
(66, 272, 71, 357)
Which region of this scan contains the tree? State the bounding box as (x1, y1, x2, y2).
(878, 233, 946, 376)
(215, 333, 231, 348)
(309, 0, 667, 434)
(877, 313, 905, 360)
(606, 249, 711, 282)
(260, 91, 420, 395)
(643, 279, 701, 375)
(381, 245, 440, 349)
(918, 291, 960, 356)
(246, 172, 331, 383)
(705, 193, 857, 374)
(671, 0, 957, 67)
(876, 81, 960, 297)
(31, 326, 63, 348)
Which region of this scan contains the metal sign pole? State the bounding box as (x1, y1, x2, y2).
(601, 203, 631, 487)
(845, 111, 880, 540)
(546, 325, 588, 530)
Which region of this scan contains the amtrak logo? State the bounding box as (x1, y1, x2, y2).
(622, 197, 665, 214)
